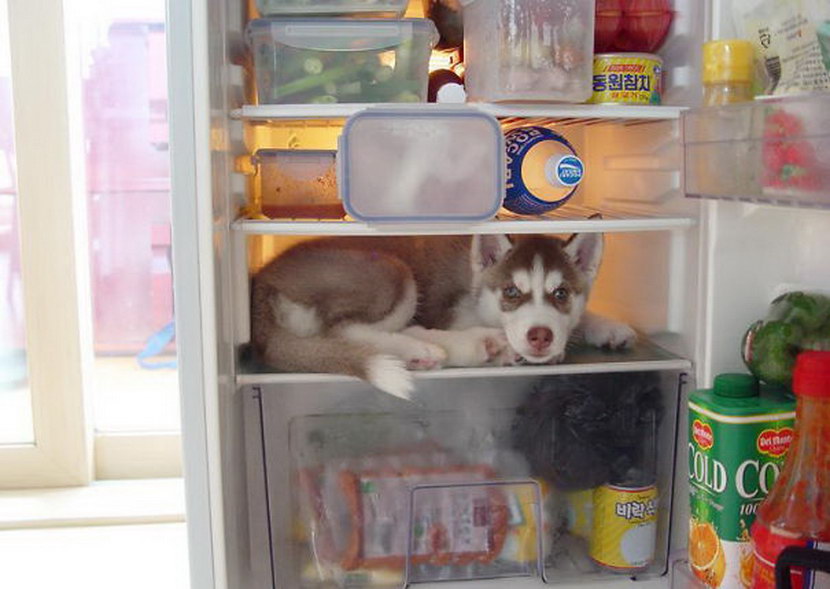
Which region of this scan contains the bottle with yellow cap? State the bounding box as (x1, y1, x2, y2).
(702, 40, 754, 106)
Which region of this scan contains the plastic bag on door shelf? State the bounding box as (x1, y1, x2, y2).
(732, 0, 830, 96)
(289, 412, 546, 587)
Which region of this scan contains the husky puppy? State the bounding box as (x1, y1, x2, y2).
(250, 233, 635, 398)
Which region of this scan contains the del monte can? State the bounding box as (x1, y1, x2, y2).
(688, 373, 795, 588)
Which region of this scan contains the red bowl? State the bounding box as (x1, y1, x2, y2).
(616, 0, 674, 53)
(595, 0, 674, 54)
(595, 0, 623, 53)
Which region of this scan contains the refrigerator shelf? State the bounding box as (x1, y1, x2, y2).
(233, 205, 696, 236)
(233, 102, 686, 124)
(236, 338, 691, 386)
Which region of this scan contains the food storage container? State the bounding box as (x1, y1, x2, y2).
(246, 19, 439, 105)
(252, 149, 343, 219)
(338, 106, 505, 223)
(256, 0, 408, 17)
(460, 0, 596, 103)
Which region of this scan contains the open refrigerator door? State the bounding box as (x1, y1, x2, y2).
(163, 0, 830, 588)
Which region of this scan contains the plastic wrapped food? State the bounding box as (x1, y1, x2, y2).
(290, 412, 539, 585)
(742, 291, 830, 386)
(732, 0, 830, 95)
(512, 372, 663, 491)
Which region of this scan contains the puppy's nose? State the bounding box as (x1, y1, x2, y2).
(527, 326, 553, 352)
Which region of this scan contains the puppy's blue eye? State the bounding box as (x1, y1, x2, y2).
(553, 287, 569, 301)
(503, 285, 521, 299)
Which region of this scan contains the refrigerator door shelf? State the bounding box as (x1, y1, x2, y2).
(684, 93, 830, 209)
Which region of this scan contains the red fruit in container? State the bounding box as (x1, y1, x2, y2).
(615, 0, 674, 53)
(781, 142, 818, 168)
(763, 142, 786, 170)
(764, 110, 805, 138)
(595, 0, 624, 53)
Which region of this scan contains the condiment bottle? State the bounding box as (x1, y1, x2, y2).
(702, 40, 754, 106)
(750, 351, 830, 589)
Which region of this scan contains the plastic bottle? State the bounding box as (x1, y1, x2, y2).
(702, 40, 754, 106)
(503, 126, 585, 215)
(750, 351, 830, 589)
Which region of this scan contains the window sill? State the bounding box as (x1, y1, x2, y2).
(0, 478, 185, 530)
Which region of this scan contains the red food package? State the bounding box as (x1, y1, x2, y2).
(297, 449, 509, 572)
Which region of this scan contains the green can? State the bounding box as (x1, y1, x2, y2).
(687, 374, 795, 588)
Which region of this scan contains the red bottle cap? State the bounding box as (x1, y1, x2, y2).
(793, 350, 830, 398)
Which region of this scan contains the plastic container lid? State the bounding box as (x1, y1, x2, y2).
(702, 39, 754, 84)
(793, 351, 830, 399)
(246, 18, 438, 52)
(255, 0, 408, 17)
(338, 106, 505, 223)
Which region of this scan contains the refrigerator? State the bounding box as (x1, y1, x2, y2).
(164, 0, 830, 588)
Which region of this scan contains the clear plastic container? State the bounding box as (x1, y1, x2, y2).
(252, 149, 343, 219)
(246, 19, 439, 105)
(338, 106, 505, 222)
(460, 0, 596, 103)
(256, 0, 408, 17)
(684, 93, 830, 208)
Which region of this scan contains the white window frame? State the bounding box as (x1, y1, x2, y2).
(0, 0, 181, 490)
(0, 0, 93, 489)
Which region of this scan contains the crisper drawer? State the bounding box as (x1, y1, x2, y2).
(683, 93, 830, 209)
(244, 371, 685, 588)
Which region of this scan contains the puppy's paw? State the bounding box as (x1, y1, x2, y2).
(403, 341, 447, 371)
(366, 355, 414, 400)
(584, 318, 637, 350)
(445, 327, 509, 367)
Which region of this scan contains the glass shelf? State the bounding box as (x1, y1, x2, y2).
(236, 337, 691, 386)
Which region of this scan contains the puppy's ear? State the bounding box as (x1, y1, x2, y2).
(564, 233, 603, 283)
(471, 234, 513, 274)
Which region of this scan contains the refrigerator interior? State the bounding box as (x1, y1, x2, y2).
(181, 0, 830, 586)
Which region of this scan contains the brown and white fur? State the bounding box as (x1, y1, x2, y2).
(250, 233, 635, 399)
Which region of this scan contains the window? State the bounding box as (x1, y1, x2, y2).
(68, 0, 180, 480)
(0, 0, 32, 447)
(0, 0, 179, 488)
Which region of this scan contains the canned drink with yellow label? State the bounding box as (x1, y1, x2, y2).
(589, 53, 663, 105)
(589, 483, 659, 572)
(565, 488, 595, 540)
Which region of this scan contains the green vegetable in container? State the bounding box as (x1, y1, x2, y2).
(742, 291, 830, 385)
